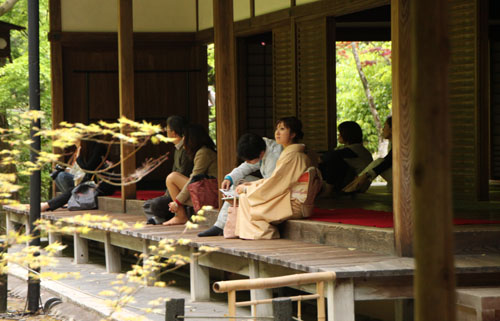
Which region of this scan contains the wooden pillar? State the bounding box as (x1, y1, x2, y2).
(190, 249, 210, 301)
(49, 0, 64, 198)
(249, 259, 273, 317)
(73, 233, 88, 264)
(327, 278, 354, 321)
(411, 1, 455, 321)
(118, 0, 136, 211)
(213, 0, 238, 183)
(48, 232, 63, 257)
(391, 0, 413, 257)
(104, 232, 121, 273)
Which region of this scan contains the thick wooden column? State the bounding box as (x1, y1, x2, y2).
(213, 0, 238, 184)
(411, 1, 455, 321)
(49, 0, 63, 197)
(391, 0, 413, 257)
(118, 0, 136, 209)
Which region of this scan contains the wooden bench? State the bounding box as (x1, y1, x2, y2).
(3, 205, 500, 321)
(456, 287, 500, 321)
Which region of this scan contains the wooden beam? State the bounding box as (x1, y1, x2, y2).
(411, 1, 455, 321)
(213, 0, 238, 185)
(118, 0, 136, 209)
(391, 0, 413, 257)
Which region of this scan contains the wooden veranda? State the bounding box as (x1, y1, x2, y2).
(29, 0, 500, 320)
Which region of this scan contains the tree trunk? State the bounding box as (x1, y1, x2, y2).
(351, 42, 386, 157)
(0, 0, 20, 16)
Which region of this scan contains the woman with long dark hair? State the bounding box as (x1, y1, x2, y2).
(164, 124, 217, 225)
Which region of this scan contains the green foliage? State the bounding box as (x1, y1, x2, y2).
(336, 41, 392, 154)
(207, 44, 216, 142)
(0, 0, 52, 202)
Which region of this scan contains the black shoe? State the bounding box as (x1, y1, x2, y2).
(197, 226, 223, 237)
(146, 218, 157, 225)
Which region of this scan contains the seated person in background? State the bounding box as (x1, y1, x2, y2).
(41, 140, 115, 211)
(318, 121, 372, 196)
(164, 124, 217, 226)
(197, 132, 283, 237)
(51, 141, 81, 193)
(235, 117, 320, 240)
(343, 116, 393, 193)
(143, 116, 193, 225)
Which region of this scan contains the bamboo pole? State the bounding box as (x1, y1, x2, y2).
(213, 271, 336, 293)
(235, 294, 319, 307)
(228, 290, 236, 321)
(317, 281, 325, 321)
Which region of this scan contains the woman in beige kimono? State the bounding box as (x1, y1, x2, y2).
(235, 117, 311, 239)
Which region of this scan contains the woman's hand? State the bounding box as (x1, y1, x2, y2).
(168, 201, 179, 213)
(343, 173, 370, 193)
(235, 184, 246, 195)
(221, 179, 231, 190)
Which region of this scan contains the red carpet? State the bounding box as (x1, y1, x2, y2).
(110, 190, 164, 200)
(309, 208, 500, 228)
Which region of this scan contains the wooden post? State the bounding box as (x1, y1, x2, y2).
(213, 0, 238, 184)
(73, 233, 88, 264)
(249, 259, 273, 317)
(410, 1, 455, 321)
(328, 278, 354, 321)
(104, 232, 121, 273)
(49, 0, 64, 198)
(190, 249, 210, 301)
(118, 0, 136, 211)
(142, 239, 157, 286)
(48, 232, 63, 257)
(391, 0, 413, 257)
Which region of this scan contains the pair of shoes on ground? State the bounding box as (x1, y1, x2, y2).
(197, 225, 223, 237)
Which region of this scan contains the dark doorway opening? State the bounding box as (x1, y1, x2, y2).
(238, 32, 274, 139)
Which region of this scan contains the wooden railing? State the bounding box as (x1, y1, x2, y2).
(213, 271, 336, 321)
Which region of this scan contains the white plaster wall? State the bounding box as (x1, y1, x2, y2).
(198, 0, 213, 31)
(134, 0, 196, 32)
(254, 0, 289, 16)
(234, 0, 251, 22)
(61, 0, 117, 32)
(61, 0, 196, 32)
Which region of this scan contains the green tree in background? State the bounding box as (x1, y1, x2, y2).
(336, 41, 392, 156)
(0, 0, 52, 202)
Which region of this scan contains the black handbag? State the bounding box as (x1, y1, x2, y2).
(67, 181, 99, 211)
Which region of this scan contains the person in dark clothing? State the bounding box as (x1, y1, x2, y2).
(143, 116, 193, 225)
(343, 116, 393, 193)
(41, 140, 114, 211)
(318, 121, 372, 194)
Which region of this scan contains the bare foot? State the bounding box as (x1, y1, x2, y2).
(162, 215, 188, 226)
